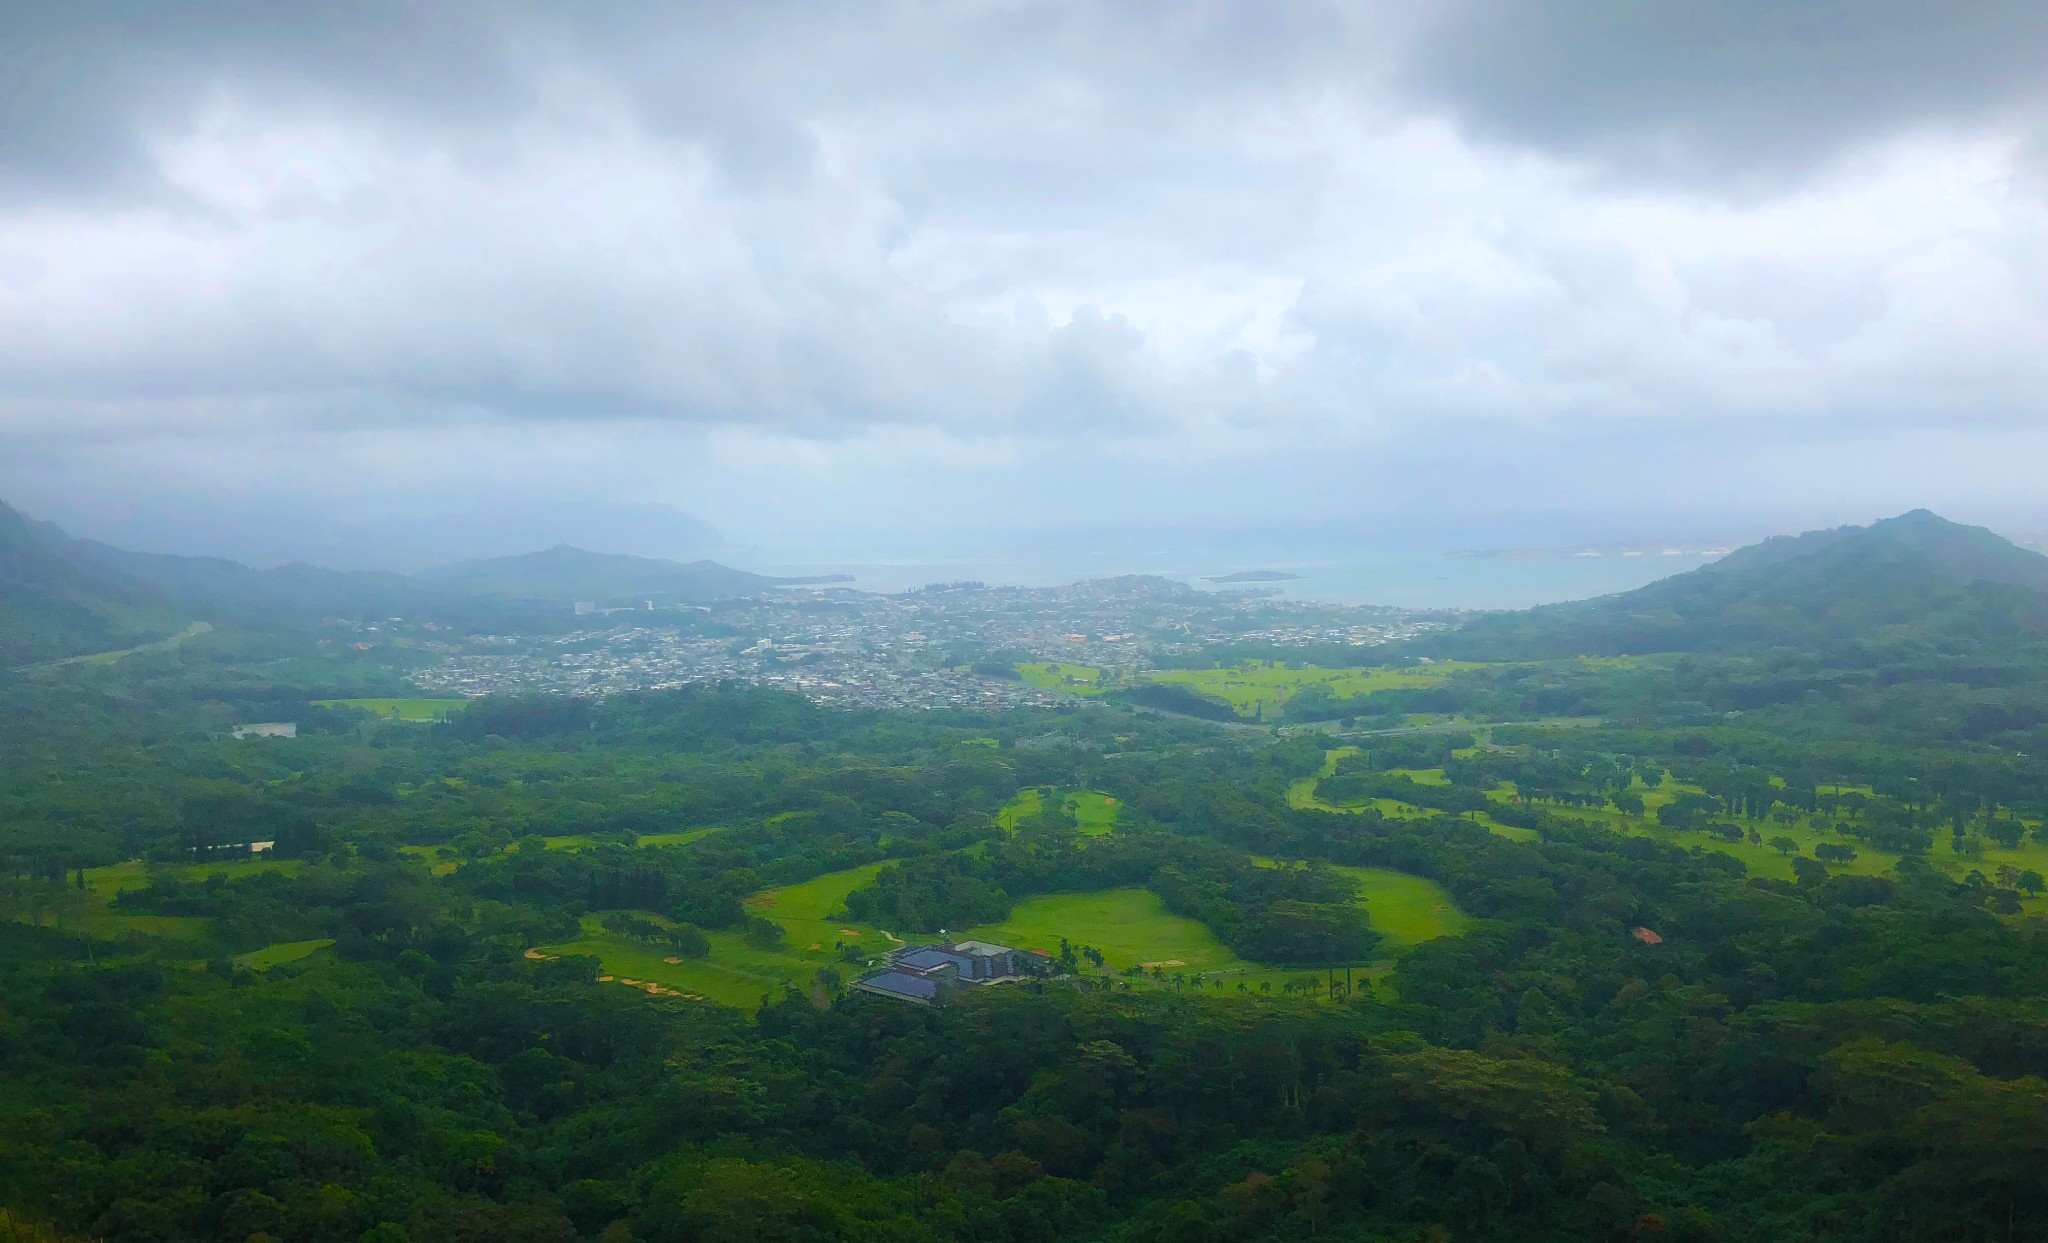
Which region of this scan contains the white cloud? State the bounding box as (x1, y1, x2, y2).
(0, 2, 2044, 554)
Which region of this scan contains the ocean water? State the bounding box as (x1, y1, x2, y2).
(744, 531, 1723, 611)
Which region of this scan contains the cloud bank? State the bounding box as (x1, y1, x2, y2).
(2, 1, 2043, 558)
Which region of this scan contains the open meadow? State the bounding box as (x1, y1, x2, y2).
(540, 860, 901, 1010)
(28, 857, 307, 940)
(314, 698, 468, 720)
(998, 788, 1120, 835)
(1014, 661, 1107, 695)
(1142, 660, 1490, 719)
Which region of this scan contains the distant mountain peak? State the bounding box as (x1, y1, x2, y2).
(1421, 509, 2048, 660)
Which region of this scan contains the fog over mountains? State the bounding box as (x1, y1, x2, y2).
(10, 494, 2048, 675)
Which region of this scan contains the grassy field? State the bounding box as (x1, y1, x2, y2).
(638, 827, 724, 848)
(539, 861, 902, 1010)
(403, 827, 723, 873)
(1527, 778, 2048, 913)
(959, 864, 1470, 994)
(15, 857, 305, 940)
(1015, 662, 1107, 695)
(314, 698, 468, 720)
(1288, 748, 1539, 841)
(998, 789, 1121, 835)
(960, 888, 1260, 976)
(233, 939, 334, 971)
(997, 788, 1045, 830)
(1324, 865, 1469, 949)
(1143, 661, 1490, 719)
(1143, 657, 1653, 722)
(1247, 859, 1468, 951)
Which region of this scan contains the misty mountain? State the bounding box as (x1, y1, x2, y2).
(417, 545, 808, 603)
(61, 536, 445, 618)
(1420, 510, 2048, 660)
(1, 501, 813, 666)
(0, 501, 185, 665)
(26, 496, 729, 574)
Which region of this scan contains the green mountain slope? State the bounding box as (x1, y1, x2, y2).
(1421, 510, 2048, 660)
(0, 501, 185, 666)
(62, 537, 445, 617)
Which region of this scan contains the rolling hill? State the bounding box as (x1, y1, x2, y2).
(1418, 510, 2048, 660)
(0, 501, 186, 665)
(2, 500, 824, 665)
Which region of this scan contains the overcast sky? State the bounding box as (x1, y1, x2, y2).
(3, 1, 2045, 566)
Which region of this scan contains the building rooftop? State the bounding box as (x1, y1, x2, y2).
(854, 971, 940, 1002)
(898, 948, 968, 972)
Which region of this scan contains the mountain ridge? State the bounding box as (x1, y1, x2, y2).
(0, 500, 829, 665)
(1415, 509, 2048, 660)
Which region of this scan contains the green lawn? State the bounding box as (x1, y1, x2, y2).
(233, 939, 335, 971)
(1288, 748, 1538, 841)
(637, 827, 724, 848)
(1142, 658, 1650, 721)
(539, 923, 801, 1009)
(1145, 662, 1477, 719)
(539, 861, 902, 1011)
(400, 844, 460, 875)
(960, 888, 1258, 975)
(958, 877, 1457, 997)
(997, 788, 1045, 830)
(998, 789, 1121, 835)
(1325, 866, 1469, 949)
(29, 857, 304, 940)
(1523, 779, 2048, 913)
(1069, 791, 1120, 835)
(406, 827, 723, 872)
(1248, 859, 1469, 951)
(314, 698, 468, 720)
(748, 862, 899, 957)
(1015, 662, 1107, 695)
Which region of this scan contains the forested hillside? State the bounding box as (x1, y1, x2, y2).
(0, 502, 184, 666)
(0, 498, 815, 665)
(1413, 510, 2048, 660)
(5, 607, 2048, 1241)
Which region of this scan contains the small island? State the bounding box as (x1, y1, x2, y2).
(1205, 570, 1302, 584)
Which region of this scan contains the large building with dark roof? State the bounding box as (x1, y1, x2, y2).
(852, 940, 1050, 1005)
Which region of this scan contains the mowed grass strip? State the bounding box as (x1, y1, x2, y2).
(313, 698, 468, 720)
(233, 939, 335, 971)
(541, 920, 797, 1009)
(540, 861, 902, 1011)
(997, 788, 1120, 835)
(47, 857, 303, 939)
(1250, 858, 1469, 951)
(1527, 778, 2048, 913)
(997, 788, 1045, 831)
(749, 862, 898, 956)
(1015, 662, 1107, 695)
(1287, 748, 1538, 841)
(1143, 661, 1487, 719)
(959, 888, 1256, 975)
(1325, 866, 1468, 949)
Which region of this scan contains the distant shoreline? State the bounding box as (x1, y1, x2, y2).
(1204, 570, 1302, 584)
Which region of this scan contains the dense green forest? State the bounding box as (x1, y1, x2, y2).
(5, 512, 2048, 1241)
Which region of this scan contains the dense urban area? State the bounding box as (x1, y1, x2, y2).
(403, 578, 1445, 709)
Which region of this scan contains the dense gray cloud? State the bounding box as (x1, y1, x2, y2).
(1, 1, 2043, 563)
(1403, 0, 2048, 187)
